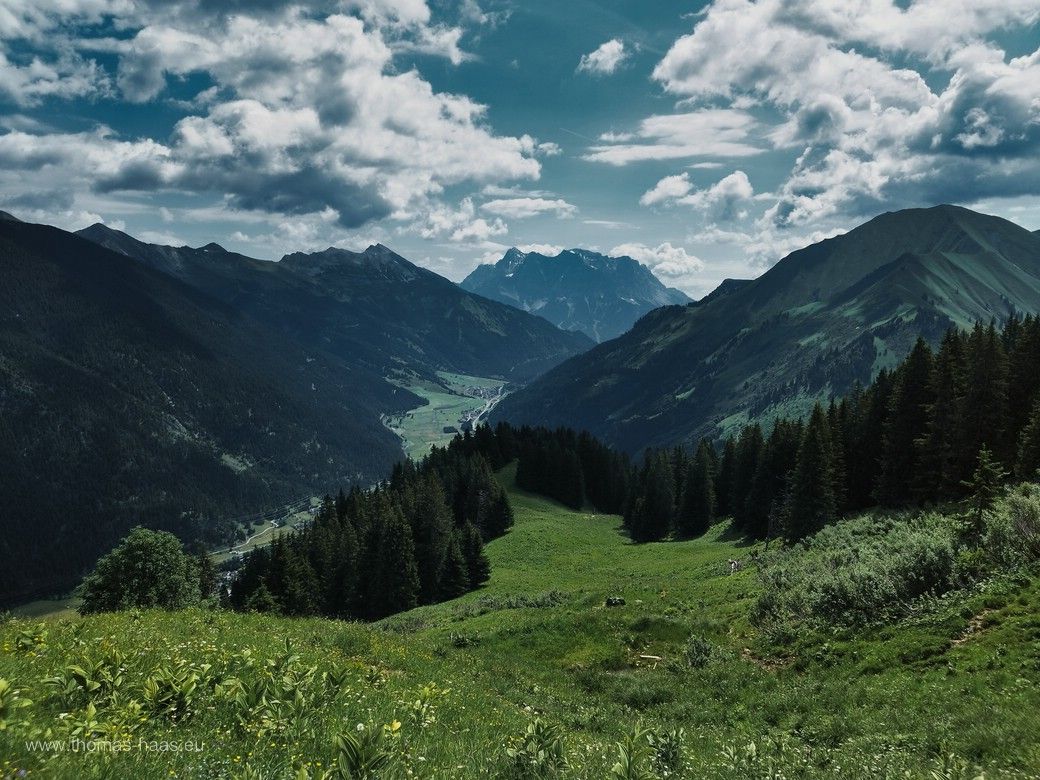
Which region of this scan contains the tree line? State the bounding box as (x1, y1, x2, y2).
(624, 316, 1040, 543)
(229, 447, 511, 620)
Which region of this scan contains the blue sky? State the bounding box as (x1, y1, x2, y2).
(1, 1, 1039, 296)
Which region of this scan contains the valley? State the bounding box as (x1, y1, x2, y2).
(385, 371, 510, 461)
(6, 2, 1040, 775)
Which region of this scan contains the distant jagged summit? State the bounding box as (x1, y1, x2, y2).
(460, 247, 690, 342)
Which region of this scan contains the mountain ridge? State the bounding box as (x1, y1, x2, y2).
(0, 218, 415, 604)
(78, 224, 592, 385)
(491, 205, 1040, 453)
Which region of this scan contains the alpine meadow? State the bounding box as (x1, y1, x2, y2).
(3, 1, 1040, 779)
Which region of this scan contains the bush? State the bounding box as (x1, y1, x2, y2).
(684, 634, 714, 669)
(79, 527, 202, 614)
(753, 512, 959, 630)
(984, 484, 1040, 568)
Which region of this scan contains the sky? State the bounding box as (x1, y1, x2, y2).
(1, 0, 1039, 297)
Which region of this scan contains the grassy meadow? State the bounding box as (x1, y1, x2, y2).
(385, 373, 507, 462)
(2, 467, 1040, 778)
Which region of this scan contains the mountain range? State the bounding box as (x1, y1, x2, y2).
(78, 225, 591, 385)
(0, 217, 588, 603)
(461, 247, 690, 342)
(492, 205, 1040, 453)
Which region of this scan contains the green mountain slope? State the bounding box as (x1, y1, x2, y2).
(4, 472, 1040, 777)
(78, 226, 592, 384)
(461, 247, 690, 342)
(493, 205, 1040, 452)
(0, 220, 415, 604)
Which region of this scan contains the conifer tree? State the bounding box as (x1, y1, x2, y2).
(1017, 398, 1040, 482)
(677, 439, 715, 538)
(439, 533, 471, 600)
(461, 521, 491, 587)
(368, 508, 420, 619)
(784, 405, 836, 540)
(915, 329, 967, 500)
(629, 452, 674, 542)
(847, 370, 892, 510)
(745, 419, 801, 538)
(731, 424, 764, 529)
(715, 437, 737, 517)
(962, 445, 1008, 542)
(878, 338, 935, 505)
(408, 473, 452, 604)
(956, 323, 1011, 478)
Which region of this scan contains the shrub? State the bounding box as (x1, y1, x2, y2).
(984, 484, 1040, 568)
(504, 718, 567, 779)
(683, 634, 714, 669)
(753, 512, 959, 630)
(79, 527, 201, 614)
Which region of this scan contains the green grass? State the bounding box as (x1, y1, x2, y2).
(385, 372, 507, 461)
(3, 467, 1040, 778)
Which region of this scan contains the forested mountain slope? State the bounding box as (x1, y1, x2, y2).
(493, 205, 1040, 452)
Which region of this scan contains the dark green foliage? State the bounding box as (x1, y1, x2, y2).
(784, 405, 836, 541)
(626, 452, 675, 543)
(715, 438, 737, 518)
(439, 534, 472, 601)
(1016, 398, 1040, 481)
(915, 330, 967, 500)
(730, 425, 764, 531)
(461, 522, 492, 588)
(956, 323, 1011, 474)
(79, 528, 201, 614)
(961, 446, 1009, 542)
(745, 419, 801, 539)
(369, 509, 420, 618)
(675, 316, 1040, 543)
(231, 444, 508, 621)
(877, 338, 935, 505)
(676, 440, 715, 538)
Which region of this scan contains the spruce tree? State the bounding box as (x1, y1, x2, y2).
(677, 439, 715, 538)
(961, 445, 1008, 542)
(408, 473, 452, 604)
(956, 323, 1011, 479)
(461, 521, 491, 587)
(784, 405, 836, 541)
(877, 338, 935, 506)
(915, 329, 966, 501)
(745, 419, 800, 538)
(1017, 398, 1040, 482)
(715, 438, 737, 517)
(630, 452, 674, 542)
(731, 424, 764, 529)
(368, 508, 420, 619)
(439, 534, 471, 600)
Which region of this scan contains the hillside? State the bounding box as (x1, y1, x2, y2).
(461, 248, 690, 342)
(493, 205, 1040, 452)
(78, 226, 593, 384)
(3, 472, 1040, 777)
(0, 219, 416, 604)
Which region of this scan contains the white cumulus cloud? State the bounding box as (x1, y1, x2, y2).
(577, 39, 628, 75)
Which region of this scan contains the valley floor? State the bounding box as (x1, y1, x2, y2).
(2, 467, 1040, 778)
(385, 372, 508, 462)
